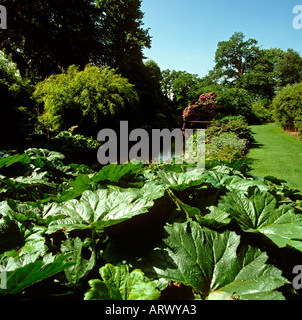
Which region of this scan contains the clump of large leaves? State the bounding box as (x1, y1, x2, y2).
(143, 221, 289, 300)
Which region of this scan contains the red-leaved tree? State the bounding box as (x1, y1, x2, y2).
(182, 92, 221, 129)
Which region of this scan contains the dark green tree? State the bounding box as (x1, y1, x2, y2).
(241, 49, 276, 101)
(0, 0, 104, 81)
(95, 0, 151, 84)
(276, 49, 302, 87)
(161, 69, 201, 110)
(0, 52, 35, 147)
(213, 32, 259, 87)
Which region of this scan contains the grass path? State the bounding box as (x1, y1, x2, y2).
(247, 123, 302, 191)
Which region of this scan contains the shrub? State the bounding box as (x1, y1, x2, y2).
(217, 88, 254, 121)
(206, 132, 247, 162)
(272, 83, 302, 131)
(251, 100, 272, 123)
(206, 118, 254, 144)
(34, 65, 139, 136)
(182, 92, 221, 128)
(220, 115, 247, 123)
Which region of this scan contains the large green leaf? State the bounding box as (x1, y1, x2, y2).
(96, 162, 144, 183)
(84, 264, 160, 300)
(219, 187, 302, 251)
(0, 253, 73, 295)
(204, 169, 268, 192)
(58, 162, 145, 201)
(0, 201, 48, 256)
(25, 148, 65, 161)
(0, 154, 31, 170)
(61, 237, 95, 285)
(146, 168, 206, 191)
(145, 221, 288, 300)
(45, 182, 165, 233)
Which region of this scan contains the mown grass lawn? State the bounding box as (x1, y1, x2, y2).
(247, 123, 302, 191)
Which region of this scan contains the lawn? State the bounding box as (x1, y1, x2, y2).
(247, 123, 302, 191)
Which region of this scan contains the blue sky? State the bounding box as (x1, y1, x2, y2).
(141, 0, 302, 77)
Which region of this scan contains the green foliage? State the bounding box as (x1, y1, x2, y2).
(276, 49, 302, 88)
(213, 32, 259, 87)
(251, 100, 273, 123)
(34, 65, 139, 135)
(219, 187, 302, 251)
(161, 69, 202, 110)
(206, 118, 254, 143)
(145, 221, 288, 300)
(85, 263, 160, 300)
(95, 0, 151, 84)
(272, 82, 302, 130)
(0, 149, 301, 300)
(218, 87, 254, 120)
(0, 52, 35, 146)
(0, 0, 104, 80)
(206, 132, 247, 162)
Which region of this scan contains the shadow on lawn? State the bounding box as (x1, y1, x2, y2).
(248, 141, 264, 150)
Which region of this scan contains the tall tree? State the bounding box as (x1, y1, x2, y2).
(0, 0, 104, 81)
(95, 0, 151, 84)
(276, 48, 302, 87)
(213, 32, 259, 87)
(161, 69, 201, 110)
(241, 49, 276, 101)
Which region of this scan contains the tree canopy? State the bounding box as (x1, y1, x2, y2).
(34, 65, 139, 136)
(0, 0, 151, 83)
(0, 0, 104, 81)
(213, 32, 259, 87)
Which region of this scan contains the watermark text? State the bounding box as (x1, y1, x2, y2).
(293, 5, 302, 30)
(97, 121, 205, 169)
(0, 5, 7, 29)
(0, 265, 7, 290)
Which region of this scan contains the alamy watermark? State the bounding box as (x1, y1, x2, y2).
(293, 5, 302, 29)
(0, 5, 7, 29)
(97, 121, 205, 169)
(293, 265, 302, 290)
(0, 265, 7, 290)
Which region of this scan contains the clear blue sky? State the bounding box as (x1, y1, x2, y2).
(141, 0, 302, 77)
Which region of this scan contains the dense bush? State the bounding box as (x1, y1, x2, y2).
(217, 88, 254, 121)
(182, 92, 221, 128)
(184, 88, 256, 125)
(251, 100, 273, 123)
(272, 83, 302, 131)
(206, 118, 254, 144)
(34, 65, 139, 136)
(206, 132, 247, 162)
(0, 53, 35, 147)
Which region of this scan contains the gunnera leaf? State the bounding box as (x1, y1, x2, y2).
(219, 187, 302, 252)
(145, 221, 289, 300)
(84, 263, 160, 300)
(45, 182, 165, 233)
(0, 253, 73, 295)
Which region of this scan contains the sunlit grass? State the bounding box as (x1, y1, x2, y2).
(247, 123, 302, 191)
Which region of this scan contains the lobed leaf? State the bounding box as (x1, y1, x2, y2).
(84, 264, 160, 300)
(145, 221, 288, 300)
(219, 187, 302, 251)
